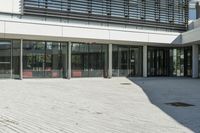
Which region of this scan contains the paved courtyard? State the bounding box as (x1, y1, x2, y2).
(0, 78, 199, 133)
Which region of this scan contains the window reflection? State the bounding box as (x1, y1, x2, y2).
(147, 47, 192, 77)
(71, 43, 108, 77)
(23, 41, 68, 78)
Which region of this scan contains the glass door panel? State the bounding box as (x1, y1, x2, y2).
(89, 44, 103, 77)
(0, 41, 11, 78)
(71, 43, 82, 77)
(129, 48, 136, 76)
(119, 47, 129, 76)
(12, 40, 21, 79)
(45, 42, 63, 78)
(32, 42, 45, 78)
(80, 43, 89, 77)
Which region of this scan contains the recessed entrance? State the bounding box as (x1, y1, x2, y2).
(112, 45, 143, 77)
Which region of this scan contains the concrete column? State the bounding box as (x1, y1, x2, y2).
(68, 42, 72, 79)
(192, 44, 199, 78)
(143, 45, 147, 77)
(20, 39, 23, 80)
(108, 44, 112, 78)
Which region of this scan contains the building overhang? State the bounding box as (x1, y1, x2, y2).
(182, 19, 200, 45)
(0, 19, 182, 46)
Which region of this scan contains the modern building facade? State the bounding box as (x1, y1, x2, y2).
(0, 0, 199, 79)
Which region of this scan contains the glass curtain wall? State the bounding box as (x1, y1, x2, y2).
(147, 47, 192, 77)
(23, 40, 68, 78)
(71, 43, 108, 78)
(112, 45, 143, 77)
(0, 40, 20, 79)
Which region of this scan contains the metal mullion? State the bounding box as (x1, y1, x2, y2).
(10, 41, 13, 79)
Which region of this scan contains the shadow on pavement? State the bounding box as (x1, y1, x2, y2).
(129, 77, 200, 133)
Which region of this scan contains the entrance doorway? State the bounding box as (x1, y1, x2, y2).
(112, 45, 143, 77)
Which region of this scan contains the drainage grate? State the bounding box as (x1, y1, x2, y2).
(165, 102, 195, 107)
(120, 83, 131, 85)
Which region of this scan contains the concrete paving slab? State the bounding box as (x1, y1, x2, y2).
(0, 78, 199, 133)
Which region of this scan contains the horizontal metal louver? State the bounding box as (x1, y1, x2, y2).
(23, 0, 189, 31)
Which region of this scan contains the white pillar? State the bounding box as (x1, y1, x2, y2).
(108, 44, 112, 78)
(143, 45, 147, 77)
(20, 39, 23, 80)
(192, 44, 199, 78)
(68, 42, 72, 79)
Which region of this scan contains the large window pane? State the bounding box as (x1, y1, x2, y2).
(23, 41, 45, 78)
(71, 43, 108, 78)
(61, 43, 68, 78)
(23, 40, 67, 78)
